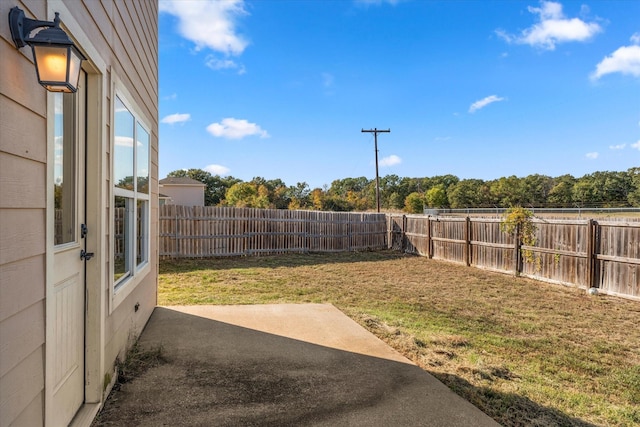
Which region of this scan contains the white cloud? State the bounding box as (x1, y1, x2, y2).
(496, 1, 601, 50)
(115, 136, 143, 148)
(163, 93, 177, 100)
(206, 118, 269, 139)
(591, 38, 640, 80)
(161, 113, 191, 125)
(609, 144, 626, 150)
(631, 140, 640, 150)
(469, 95, 505, 113)
(204, 164, 231, 175)
(379, 155, 402, 167)
(159, 0, 248, 55)
(115, 136, 133, 147)
(205, 56, 246, 74)
(585, 152, 599, 159)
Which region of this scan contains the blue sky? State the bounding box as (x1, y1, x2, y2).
(158, 0, 640, 189)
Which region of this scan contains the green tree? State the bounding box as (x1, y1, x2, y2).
(328, 177, 370, 196)
(326, 177, 372, 211)
(287, 182, 311, 209)
(310, 188, 325, 210)
(387, 192, 404, 210)
(490, 176, 526, 207)
(572, 171, 633, 207)
(225, 182, 259, 208)
(521, 174, 554, 206)
(378, 174, 402, 209)
(428, 174, 459, 191)
(572, 179, 594, 207)
(548, 175, 576, 206)
(447, 179, 485, 208)
(425, 184, 448, 208)
(404, 192, 425, 213)
(627, 167, 640, 207)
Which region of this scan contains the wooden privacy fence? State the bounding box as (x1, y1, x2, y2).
(388, 215, 640, 301)
(154, 206, 638, 301)
(159, 205, 387, 258)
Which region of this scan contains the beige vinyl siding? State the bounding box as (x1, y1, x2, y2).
(0, 2, 48, 423)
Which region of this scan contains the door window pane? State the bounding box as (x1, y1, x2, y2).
(54, 92, 76, 245)
(114, 97, 134, 190)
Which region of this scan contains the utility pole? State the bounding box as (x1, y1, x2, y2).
(361, 128, 390, 213)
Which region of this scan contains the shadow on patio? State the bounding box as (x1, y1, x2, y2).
(92, 304, 499, 426)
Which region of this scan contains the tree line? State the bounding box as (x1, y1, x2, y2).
(166, 167, 640, 213)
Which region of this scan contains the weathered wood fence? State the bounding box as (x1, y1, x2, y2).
(159, 205, 387, 258)
(155, 206, 639, 300)
(388, 215, 640, 300)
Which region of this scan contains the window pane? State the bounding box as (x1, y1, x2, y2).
(54, 92, 76, 245)
(114, 196, 132, 284)
(114, 97, 134, 190)
(136, 123, 149, 194)
(136, 199, 148, 267)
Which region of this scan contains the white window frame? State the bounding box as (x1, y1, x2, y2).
(110, 82, 151, 310)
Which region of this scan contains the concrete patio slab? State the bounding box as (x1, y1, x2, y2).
(96, 304, 499, 426)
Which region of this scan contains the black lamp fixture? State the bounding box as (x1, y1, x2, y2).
(9, 6, 86, 93)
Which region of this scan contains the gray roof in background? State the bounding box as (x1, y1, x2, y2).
(160, 177, 206, 186)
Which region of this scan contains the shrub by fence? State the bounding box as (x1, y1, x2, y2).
(389, 215, 640, 300)
(159, 205, 387, 258)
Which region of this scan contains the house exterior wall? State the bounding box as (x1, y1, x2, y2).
(160, 184, 206, 206)
(0, 1, 158, 425)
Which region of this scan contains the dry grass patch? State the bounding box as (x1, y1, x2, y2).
(160, 251, 640, 426)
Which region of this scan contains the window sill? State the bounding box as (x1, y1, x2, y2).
(111, 262, 150, 313)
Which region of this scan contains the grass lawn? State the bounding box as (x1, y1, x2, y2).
(159, 250, 640, 427)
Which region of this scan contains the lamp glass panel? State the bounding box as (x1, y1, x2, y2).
(67, 48, 82, 90)
(33, 45, 69, 83)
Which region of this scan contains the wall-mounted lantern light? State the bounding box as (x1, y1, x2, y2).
(9, 7, 86, 93)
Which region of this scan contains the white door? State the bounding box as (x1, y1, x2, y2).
(48, 72, 86, 426)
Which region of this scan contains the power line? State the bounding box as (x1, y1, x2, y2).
(361, 128, 390, 213)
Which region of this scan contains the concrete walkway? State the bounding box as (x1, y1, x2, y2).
(101, 304, 499, 426)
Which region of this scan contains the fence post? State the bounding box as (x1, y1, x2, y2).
(465, 217, 471, 267)
(401, 215, 407, 252)
(385, 214, 390, 249)
(348, 215, 352, 252)
(514, 223, 521, 277)
(427, 216, 432, 259)
(586, 219, 595, 289)
(174, 205, 179, 259)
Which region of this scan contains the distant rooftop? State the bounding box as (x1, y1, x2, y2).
(159, 177, 206, 186)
